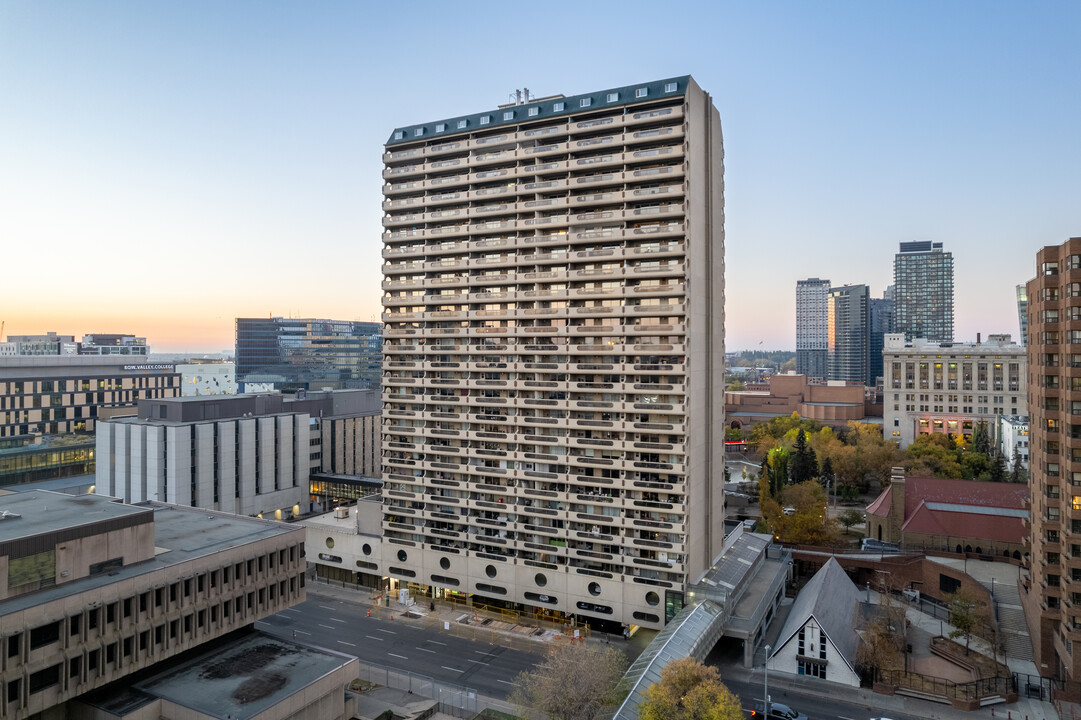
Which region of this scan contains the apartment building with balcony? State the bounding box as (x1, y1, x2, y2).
(882, 333, 1025, 447)
(796, 278, 830, 380)
(894, 241, 954, 342)
(0, 490, 312, 719)
(379, 77, 726, 629)
(1023, 237, 1081, 690)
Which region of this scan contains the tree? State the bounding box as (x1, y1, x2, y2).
(790, 429, 819, 484)
(945, 590, 992, 656)
(726, 380, 745, 391)
(971, 421, 992, 456)
(1010, 448, 1028, 483)
(638, 657, 743, 720)
(761, 447, 790, 498)
(838, 508, 862, 535)
(988, 450, 1007, 482)
(508, 644, 628, 720)
(819, 456, 835, 489)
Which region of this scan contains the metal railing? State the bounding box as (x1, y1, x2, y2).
(877, 668, 1015, 702)
(353, 659, 479, 719)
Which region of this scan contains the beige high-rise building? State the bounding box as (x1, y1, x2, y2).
(379, 76, 725, 629)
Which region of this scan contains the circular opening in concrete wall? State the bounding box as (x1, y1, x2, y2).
(325, 537, 335, 549)
(486, 564, 497, 578)
(397, 550, 407, 562)
(535, 573, 547, 587)
(645, 591, 660, 606)
(588, 582, 601, 597)
(440, 557, 451, 570)
(362, 543, 371, 556)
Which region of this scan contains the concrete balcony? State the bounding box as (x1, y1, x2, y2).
(623, 105, 684, 128)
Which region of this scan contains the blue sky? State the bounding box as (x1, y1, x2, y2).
(0, 1, 1077, 351)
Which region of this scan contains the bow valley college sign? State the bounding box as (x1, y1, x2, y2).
(123, 364, 176, 372)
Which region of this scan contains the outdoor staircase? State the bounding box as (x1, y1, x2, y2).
(980, 578, 1033, 662)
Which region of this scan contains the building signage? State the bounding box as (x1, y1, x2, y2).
(123, 364, 175, 371)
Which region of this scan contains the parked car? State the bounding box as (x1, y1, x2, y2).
(861, 537, 900, 552)
(751, 701, 808, 720)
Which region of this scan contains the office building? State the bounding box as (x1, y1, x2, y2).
(0, 356, 180, 439)
(0, 435, 95, 488)
(868, 292, 895, 385)
(1023, 237, 1081, 689)
(796, 278, 830, 379)
(1017, 284, 1029, 346)
(0, 490, 314, 719)
(0, 333, 77, 356)
(78, 334, 148, 356)
(893, 241, 954, 342)
(726, 373, 870, 432)
(379, 76, 726, 629)
(827, 284, 870, 385)
(882, 333, 1024, 447)
(96, 390, 379, 520)
(235, 318, 381, 393)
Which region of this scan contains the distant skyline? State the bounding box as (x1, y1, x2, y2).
(1, 1, 1078, 352)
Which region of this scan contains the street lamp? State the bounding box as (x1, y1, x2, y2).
(763, 643, 771, 714)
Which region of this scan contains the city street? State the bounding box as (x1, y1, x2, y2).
(254, 593, 548, 698)
(720, 674, 922, 720)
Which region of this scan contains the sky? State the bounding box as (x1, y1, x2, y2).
(0, 1, 1078, 353)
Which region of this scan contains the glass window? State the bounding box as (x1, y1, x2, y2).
(636, 88, 648, 98)
(503, 111, 514, 120)
(436, 123, 446, 132)
(606, 93, 618, 102)
(580, 98, 591, 107)
(393, 131, 404, 140)
(457, 119, 467, 129)
(480, 115, 490, 125)
(528, 107, 539, 116)
(664, 82, 677, 92)
(413, 128, 423, 137)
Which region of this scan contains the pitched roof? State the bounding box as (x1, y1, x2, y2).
(866, 484, 893, 517)
(865, 476, 1028, 544)
(770, 558, 861, 669)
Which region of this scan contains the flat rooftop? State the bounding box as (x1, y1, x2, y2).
(0, 490, 151, 544)
(0, 500, 301, 618)
(137, 632, 354, 719)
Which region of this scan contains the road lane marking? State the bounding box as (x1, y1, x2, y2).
(429, 640, 447, 646)
(338, 640, 356, 647)
(388, 653, 408, 660)
(377, 628, 396, 634)
(839, 717, 855, 720)
(319, 605, 335, 610)
(318, 624, 335, 629)
(475, 650, 497, 656)
(294, 630, 311, 635)
(498, 680, 514, 685)
(364, 635, 383, 641)
(281, 608, 300, 613)
(467, 659, 489, 664)
(330, 617, 345, 623)
(417, 647, 437, 653)
(441, 666, 460, 672)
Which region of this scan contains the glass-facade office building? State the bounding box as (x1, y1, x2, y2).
(235, 318, 381, 392)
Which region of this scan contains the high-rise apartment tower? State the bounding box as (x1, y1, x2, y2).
(1023, 237, 1081, 691)
(894, 241, 954, 342)
(380, 77, 725, 628)
(796, 278, 830, 379)
(828, 284, 870, 385)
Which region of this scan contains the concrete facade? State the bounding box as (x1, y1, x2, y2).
(96, 390, 380, 520)
(882, 333, 1025, 447)
(998, 415, 1030, 471)
(176, 363, 236, 397)
(0, 491, 306, 719)
(827, 284, 870, 385)
(894, 241, 954, 343)
(379, 77, 726, 630)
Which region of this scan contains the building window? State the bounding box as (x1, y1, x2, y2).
(797, 660, 826, 679)
(393, 131, 404, 140)
(413, 128, 424, 137)
(457, 119, 467, 129)
(479, 115, 490, 125)
(553, 102, 564, 112)
(435, 123, 446, 132)
(503, 111, 514, 120)
(664, 82, 677, 92)
(528, 107, 539, 116)
(636, 88, 648, 98)
(606, 93, 619, 102)
(580, 98, 591, 107)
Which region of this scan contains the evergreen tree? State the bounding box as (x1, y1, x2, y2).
(820, 456, 835, 489)
(989, 450, 1007, 482)
(972, 422, 992, 456)
(790, 428, 819, 484)
(1011, 448, 1023, 483)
